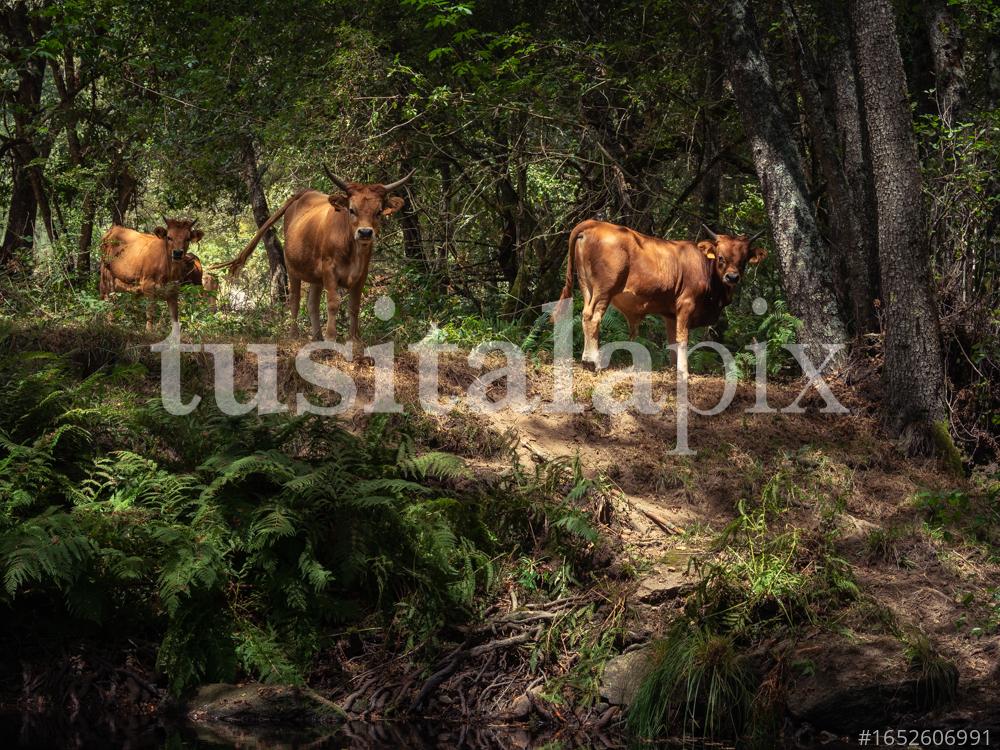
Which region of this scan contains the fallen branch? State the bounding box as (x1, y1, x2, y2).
(631, 499, 684, 535)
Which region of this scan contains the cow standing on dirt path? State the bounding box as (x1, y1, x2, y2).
(554, 220, 766, 378)
(99, 218, 204, 333)
(215, 169, 412, 345)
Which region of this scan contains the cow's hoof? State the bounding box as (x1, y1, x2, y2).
(581, 359, 597, 372)
(311, 332, 324, 342)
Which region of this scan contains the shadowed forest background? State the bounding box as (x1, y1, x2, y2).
(1, 0, 999, 747)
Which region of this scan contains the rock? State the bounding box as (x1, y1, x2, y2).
(785, 635, 934, 733)
(633, 563, 693, 604)
(503, 693, 532, 720)
(600, 646, 655, 706)
(186, 683, 344, 727)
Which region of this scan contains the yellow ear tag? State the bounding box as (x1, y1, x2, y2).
(705, 252, 716, 259)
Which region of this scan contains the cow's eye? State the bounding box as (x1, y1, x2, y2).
(349, 207, 356, 216)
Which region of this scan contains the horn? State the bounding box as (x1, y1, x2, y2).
(748, 227, 766, 244)
(190, 217, 198, 228)
(161, 215, 168, 227)
(323, 165, 351, 192)
(381, 169, 415, 193)
(701, 224, 719, 241)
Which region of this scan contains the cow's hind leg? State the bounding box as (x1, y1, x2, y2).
(307, 283, 324, 341)
(288, 276, 302, 336)
(581, 296, 610, 370)
(346, 285, 363, 351)
(662, 315, 677, 366)
(627, 315, 641, 341)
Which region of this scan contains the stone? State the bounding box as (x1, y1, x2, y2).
(600, 646, 655, 706)
(503, 693, 532, 720)
(633, 563, 693, 604)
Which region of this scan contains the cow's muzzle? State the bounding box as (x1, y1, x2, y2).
(355, 227, 374, 241)
(724, 272, 740, 284)
(172, 250, 185, 261)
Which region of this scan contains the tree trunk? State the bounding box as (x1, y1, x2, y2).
(77, 191, 95, 277)
(1, 4, 51, 255)
(241, 138, 286, 299)
(722, 0, 849, 362)
(783, 0, 879, 334)
(827, 6, 880, 332)
(110, 164, 137, 225)
(49, 44, 96, 279)
(698, 53, 726, 228)
(923, 1, 966, 127)
(0, 163, 37, 268)
(398, 168, 424, 264)
(849, 0, 950, 456)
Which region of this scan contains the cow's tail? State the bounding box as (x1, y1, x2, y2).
(552, 224, 585, 322)
(211, 191, 304, 277)
(98, 228, 116, 299)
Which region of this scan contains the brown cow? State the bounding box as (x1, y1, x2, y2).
(216, 169, 412, 343)
(99, 218, 204, 332)
(554, 220, 766, 376)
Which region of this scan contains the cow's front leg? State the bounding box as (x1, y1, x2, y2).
(166, 294, 180, 337)
(307, 283, 323, 341)
(323, 276, 342, 342)
(347, 285, 363, 350)
(674, 310, 691, 382)
(145, 297, 157, 332)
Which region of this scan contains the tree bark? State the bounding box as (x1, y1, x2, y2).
(0, 162, 37, 268)
(398, 162, 424, 264)
(698, 53, 726, 228)
(77, 191, 95, 277)
(722, 0, 849, 362)
(923, 0, 966, 127)
(0, 4, 51, 260)
(827, 7, 880, 332)
(849, 0, 950, 456)
(783, 0, 879, 334)
(49, 44, 95, 278)
(241, 138, 286, 299)
(109, 163, 137, 226)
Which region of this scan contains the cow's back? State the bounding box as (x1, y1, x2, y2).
(100, 226, 168, 290)
(572, 220, 713, 318)
(282, 191, 353, 284)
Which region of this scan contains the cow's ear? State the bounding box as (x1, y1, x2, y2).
(154, 226, 168, 239)
(190, 229, 204, 242)
(329, 193, 349, 209)
(697, 240, 716, 260)
(382, 195, 405, 217)
(749, 246, 768, 265)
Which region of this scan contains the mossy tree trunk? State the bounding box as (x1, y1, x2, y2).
(849, 0, 951, 457)
(722, 0, 849, 366)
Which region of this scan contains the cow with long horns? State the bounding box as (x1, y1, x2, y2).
(99, 217, 204, 333)
(554, 220, 767, 377)
(216, 170, 413, 343)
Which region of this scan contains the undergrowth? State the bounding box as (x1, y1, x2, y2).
(628, 461, 859, 743)
(0, 336, 602, 696)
